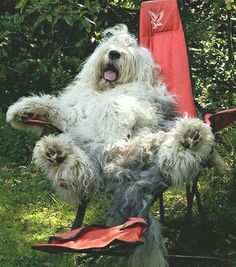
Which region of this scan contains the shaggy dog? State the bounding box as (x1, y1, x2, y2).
(7, 24, 215, 267)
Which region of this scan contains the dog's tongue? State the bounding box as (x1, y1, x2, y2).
(104, 70, 117, 81)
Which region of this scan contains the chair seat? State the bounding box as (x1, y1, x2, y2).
(32, 218, 148, 254)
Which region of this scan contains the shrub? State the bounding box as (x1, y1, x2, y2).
(0, 0, 104, 111)
(0, 111, 37, 164)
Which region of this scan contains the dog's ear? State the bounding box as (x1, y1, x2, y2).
(102, 24, 129, 40)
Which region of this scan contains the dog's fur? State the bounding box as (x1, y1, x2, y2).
(6, 24, 215, 267)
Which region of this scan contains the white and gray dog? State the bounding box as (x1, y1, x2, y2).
(7, 24, 216, 267)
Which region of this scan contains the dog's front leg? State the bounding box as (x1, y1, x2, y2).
(157, 117, 215, 186)
(33, 134, 101, 205)
(6, 94, 65, 134)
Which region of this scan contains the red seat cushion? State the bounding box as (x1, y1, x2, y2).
(32, 218, 148, 254)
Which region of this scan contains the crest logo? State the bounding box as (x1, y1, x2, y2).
(148, 10, 164, 29)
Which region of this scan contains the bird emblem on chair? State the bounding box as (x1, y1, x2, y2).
(148, 10, 164, 29)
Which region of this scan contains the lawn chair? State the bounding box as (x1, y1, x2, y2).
(27, 0, 235, 264)
(139, 0, 236, 229)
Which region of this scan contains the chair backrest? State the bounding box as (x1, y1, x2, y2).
(139, 0, 197, 117)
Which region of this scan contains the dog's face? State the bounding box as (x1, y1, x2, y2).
(98, 40, 137, 90)
(79, 24, 159, 91)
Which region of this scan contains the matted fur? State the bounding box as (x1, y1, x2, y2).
(158, 116, 215, 186)
(33, 134, 102, 205)
(128, 214, 168, 267)
(6, 24, 216, 267)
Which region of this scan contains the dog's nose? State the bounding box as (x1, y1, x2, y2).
(108, 50, 121, 60)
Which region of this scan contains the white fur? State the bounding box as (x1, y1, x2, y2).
(158, 116, 215, 186)
(6, 94, 65, 134)
(33, 134, 101, 206)
(6, 24, 216, 267)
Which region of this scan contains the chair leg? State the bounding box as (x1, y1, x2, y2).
(184, 182, 195, 227)
(186, 178, 208, 226)
(159, 192, 165, 224)
(71, 198, 88, 230)
(194, 184, 208, 225)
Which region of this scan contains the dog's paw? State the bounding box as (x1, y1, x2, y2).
(14, 109, 42, 123)
(7, 97, 44, 122)
(6, 94, 63, 132)
(33, 135, 72, 167)
(181, 129, 201, 149)
(45, 145, 67, 164)
(174, 117, 214, 153)
(158, 118, 215, 187)
(33, 134, 100, 205)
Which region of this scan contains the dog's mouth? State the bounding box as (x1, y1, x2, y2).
(103, 64, 119, 82)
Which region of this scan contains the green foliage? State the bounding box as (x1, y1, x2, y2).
(0, 0, 104, 110)
(0, 0, 141, 111)
(225, 0, 235, 10)
(181, 0, 235, 110)
(0, 112, 37, 164)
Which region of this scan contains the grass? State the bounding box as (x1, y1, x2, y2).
(0, 162, 112, 267)
(0, 127, 235, 267)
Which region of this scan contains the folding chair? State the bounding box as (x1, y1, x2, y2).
(139, 0, 236, 228)
(24, 0, 235, 264)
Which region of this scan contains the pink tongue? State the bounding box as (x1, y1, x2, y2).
(104, 70, 117, 81)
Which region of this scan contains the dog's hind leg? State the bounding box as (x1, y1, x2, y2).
(157, 117, 215, 186)
(33, 134, 102, 205)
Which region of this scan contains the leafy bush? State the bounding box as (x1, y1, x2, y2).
(0, 0, 104, 111)
(0, 111, 37, 164)
(182, 0, 235, 110)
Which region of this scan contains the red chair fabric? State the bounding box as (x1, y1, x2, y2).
(204, 108, 236, 133)
(139, 0, 197, 117)
(32, 218, 148, 254)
